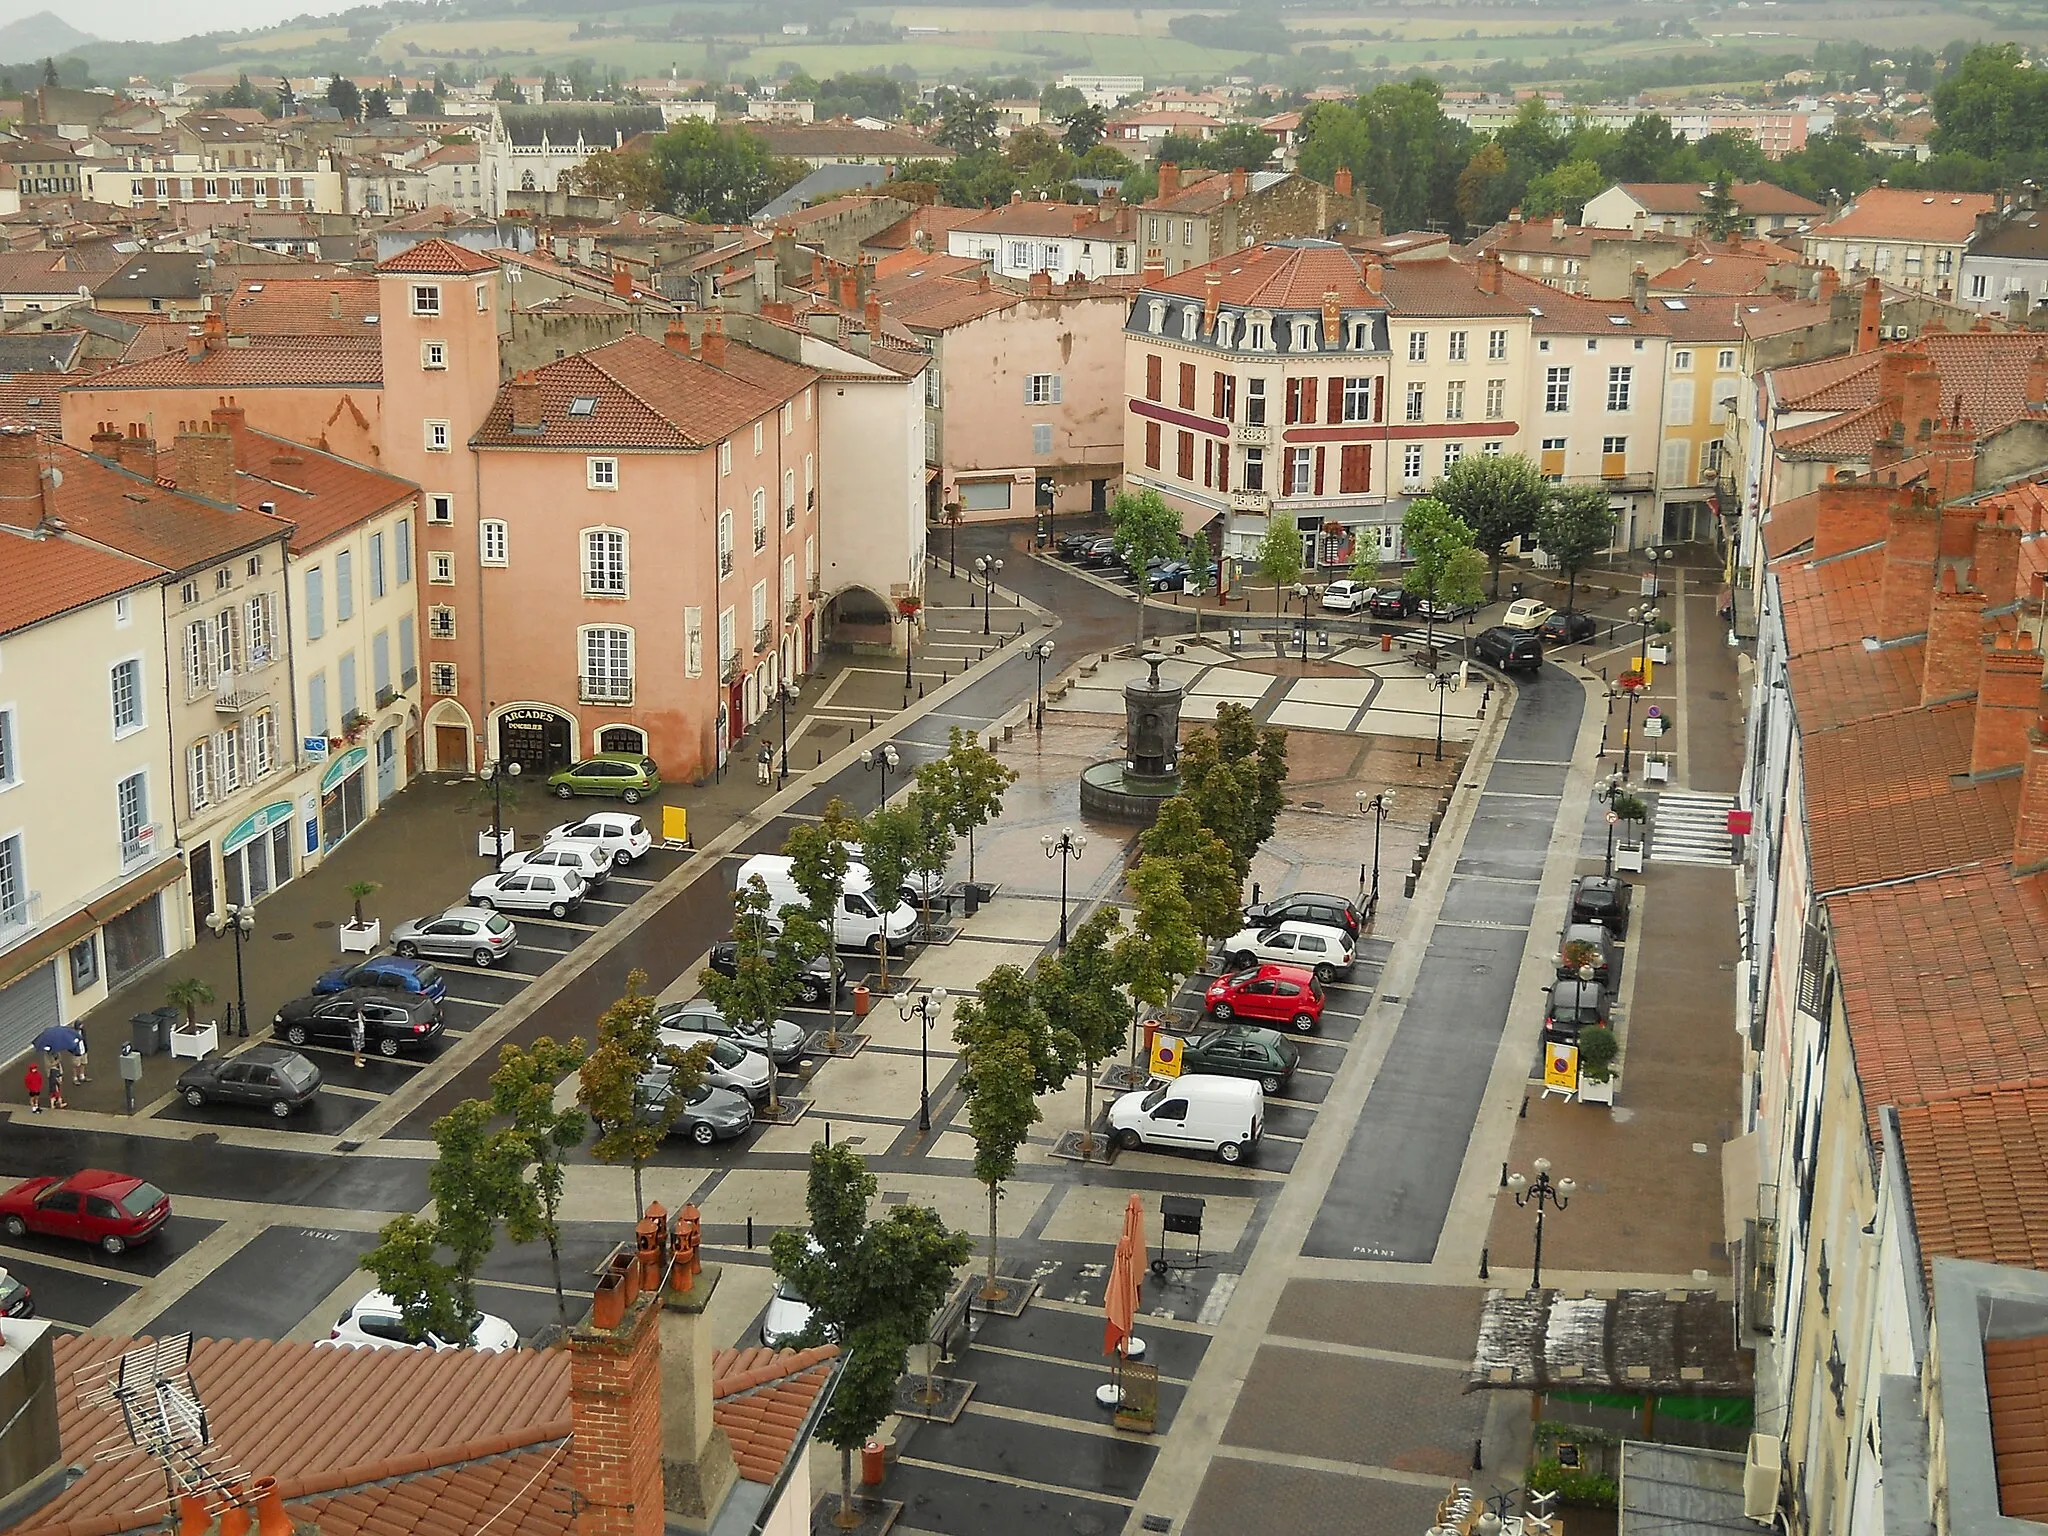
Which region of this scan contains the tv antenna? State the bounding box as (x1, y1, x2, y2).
(74, 1335, 245, 1509)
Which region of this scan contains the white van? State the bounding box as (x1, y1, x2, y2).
(1108, 1076, 1264, 1164)
(734, 853, 920, 955)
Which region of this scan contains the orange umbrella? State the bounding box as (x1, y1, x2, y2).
(1103, 1194, 1146, 1357)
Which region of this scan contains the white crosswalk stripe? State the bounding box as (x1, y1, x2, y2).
(1651, 790, 1736, 866)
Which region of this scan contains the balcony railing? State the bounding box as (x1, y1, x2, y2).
(213, 672, 265, 714)
(719, 551, 734, 577)
(121, 824, 160, 868)
(1233, 422, 1271, 446)
(375, 684, 396, 709)
(579, 676, 634, 705)
(1229, 490, 1271, 514)
(754, 623, 773, 653)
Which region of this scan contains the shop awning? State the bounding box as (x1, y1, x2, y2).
(1180, 502, 1220, 538)
(0, 857, 184, 992)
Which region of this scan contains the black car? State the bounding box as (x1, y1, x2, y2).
(1544, 977, 1609, 1036)
(1056, 530, 1103, 558)
(1471, 626, 1543, 673)
(707, 942, 843, 1007)
(1568, 875, 1633, 937)
(0, 1267, 31, 1317)
(1241, 892, 1363, 938)
(273, 988, 446, 1056)
(1369, 588, 1416, 619)
(176, 1045, 323, 1117)
(1541, 609, 1600, 644)
(1077, 536, 1121, 566)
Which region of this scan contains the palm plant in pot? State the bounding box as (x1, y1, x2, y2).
(1611, 789, 1649, 873)
(341, 879, 382, 953)
(1578, 1023, 1619, 1105)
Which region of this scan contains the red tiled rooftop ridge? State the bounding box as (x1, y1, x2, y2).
(376, 237, 498, 275)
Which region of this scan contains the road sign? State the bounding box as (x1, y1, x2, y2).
(302, 736, 329, 759)
(1544, 1041, 1580, 1095)
(1149, 1033, 1183, 1078)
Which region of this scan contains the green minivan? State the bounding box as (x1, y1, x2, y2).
(1179, 1025, 1300, 1095)
(546, 752, 661, 803)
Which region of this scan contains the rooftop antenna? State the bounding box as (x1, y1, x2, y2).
(74, 1335, 246, 1511)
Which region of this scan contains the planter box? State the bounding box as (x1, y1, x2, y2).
(1645, 754, 1672, 783)
(170, 1019, 218, 1061)
(478, 828, 516, 859)
(1579, 1076, 1616, 1106)
(1648, 643, 1670, 665)
(339, 919, 381, 954)
(1615, 842, 1646, 874)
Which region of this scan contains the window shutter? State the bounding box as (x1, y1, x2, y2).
(1218, 445, 1230, 493)
(1796, 915, 1829, 1016)
(1313, 447, 1325, 496)
(1285, 378, 1299, 424)
(1051, 375, 1062, 403)
(1146, 354, 1161, 401)
(1213, 372, 1225, 417)
(1327, 377, 1343, 422)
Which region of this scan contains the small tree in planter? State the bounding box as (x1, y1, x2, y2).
(1578, 1024, 1619, 1104)
(165, 976, 216, 1032)
(1610, 790, 1649, 872)
(346, 880, 379, 925)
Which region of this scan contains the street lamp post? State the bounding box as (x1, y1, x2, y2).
(1043, 827, 1086, 948)
(1595, 772, 1626, 878)
(1033, 638, 1055, 730)
(1622, 604, 1657, 777)
(1506, 1157, 1575, 1294)
(898, 986, 949, 1134)
(481, 759, 522, 869)
(776, 678, 799, 790)
(1356, 789, 1395, 924)
(204, 902, 254, 1036)
(1293, 582, 1311, 661)
(976, 555, 1004, 636)
(862, 742, 900, 811)
(1426, 670, 1455, 762)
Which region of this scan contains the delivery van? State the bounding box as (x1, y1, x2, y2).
(734, 853, 920, 954)
(1108, 1076, 1264, 1164)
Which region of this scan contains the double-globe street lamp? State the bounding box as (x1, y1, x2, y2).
(975, 554, 1005, 637)
(1043, 827, 1086, 948)
(776, 677, 799, 790)
(1506, 1157, 1576, 1294)
(1033, 638, 1055, 730)
(481, 757, 522, 869)
(1595, 771, 1627, 879)
(862, 742, 900, 811)
(1355, 789, 1396, 924)
(898, 986, 948, 1134)
(1426, 670, 1456, 762)
(204, 902, 255, 1037)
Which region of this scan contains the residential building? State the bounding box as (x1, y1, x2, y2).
(739, 119, 951, 170)
(88, 251, 213, 320)
(1957, 192, 2048, 313)
(1653, 301, 1745, 543)
(1803, 187, 1996, 297)
(1056, 74, 1145, 109)
(79, 155, 345, 215)
(946, 193, 1139, 282)
(487, 104, 665, 203)
(0, 251, 90, 314)
(1104, 109, 1220, 146)
(1138, 164, 1381, 277)
(1581, 181, 1826, 240)
(0, 140, 83, 196)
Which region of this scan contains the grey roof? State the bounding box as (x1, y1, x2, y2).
(1968, 214, 2048, 263)
(93, 252, 211, 300)
(0, 330, 82, 372)
(498, 104, 663, 148)
(1468, 1288, 1754, 1394)
(755, 163, 893, 220)
(1618, 1443, 1754, 1533)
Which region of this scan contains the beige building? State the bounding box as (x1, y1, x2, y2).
(1802, 187, 1995, 297)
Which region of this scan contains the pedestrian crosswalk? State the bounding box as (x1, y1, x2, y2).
(1651, 791, 1737, 866)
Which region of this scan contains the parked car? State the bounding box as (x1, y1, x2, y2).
(176, 1046, 323, 1117)
(1143, 560, 1188, 591)
(1203, 963, 1326, 1034)
(1108, 1076, 1264, 1164)
(543, 812, 652, 869)
(1056, 530, 1102, 558)
(652, 1028, 773, 1102)
(545, 752, 660, 804)
(761, 1237, 825, 1345)
(1153, 559, 1216, 593)
(468, 865, 587, 920)
(0, 1171, 170, 1256)
(1320, 579, 1376, 612)
(1369, 588, 1416, 620)
(1178, 1026, 1299, 1094)
(328, 1289, 519, 1353)
(390, 907, 518, 968)
(274, 988, 445, 1057)
(1544, 977, 1610, 1036)
(498, 842, 611, 888)
(655, 998, 807, 1066)
(1541, 609, 1600, 644)
(1568, 875, 1633, 937)
(1557, 921, 1616, 984)
(708, 942, 843, 1007)
(0, 1267, 31, 1317)
(312, 954, 447, 1003)
(640, 1072, 755, 1145)
(1500, 598, 1555, 631)
(1242, 892, 1363, 939)
(1219, 919, 1355, 981)
(1416, 595, 1480, 622)
(1471, 626, 1543, 673)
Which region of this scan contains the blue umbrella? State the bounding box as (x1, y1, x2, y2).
(32, 1025, 83, 1056)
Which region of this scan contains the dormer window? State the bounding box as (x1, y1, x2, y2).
(1348, 317, 1371, 350)
(1294, 317, 1318, 351)
(1147, 299, 1166, 335)
(1247, 319, 1269, 350)
(410, 283, 440, 317)
(1215, 313, 1236, 349)
(1181, 306, 1198, 341)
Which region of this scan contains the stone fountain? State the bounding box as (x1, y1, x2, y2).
(1079, 652, 1184, 825)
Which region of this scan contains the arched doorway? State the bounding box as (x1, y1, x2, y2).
(824, 585, 895, 651)
(425, 699, 474, 774)
(497, 705, 575, 775)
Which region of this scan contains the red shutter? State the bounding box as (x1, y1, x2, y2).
(1340, 444, 1371, 494)
(1313, 447, 1326, 496)
(1285, 378, 1300, 424)
(1180, 363, 1196, 410)
(1303, 379, 1318, 424)
(1203, 438, 1213, 487)
(1145, 421, 1161, 469)
(1327, 377, 1344, 423)
(1146, 354, 1161, 401)
(1218, 445, 1230, 492)
(1212, 372, 1225, 418)
(1178, 431, 1195, 478)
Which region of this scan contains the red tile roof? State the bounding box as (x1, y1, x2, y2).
(1496, 266, 1673, 335)
(0, 520, 163, 635)
(1610, 181, 1824, 218)
(376, 236, 498, 275)
(0, 374, 63, 434)
(286, 1445, 573, 1536)
(1896, 1086, 2048, 1282)
(1377, 258, 1531, 318)
(1775, 332, 2048, 460)
(162, 417, 416, 554)
(1145, 241, 1385, 309)
(70, 336, 383, 390)
(1983, 1331, 2048, 1520)
(955, 200, 1133, 240)
(862, 203, 986, 253)
(223, 276, 382, 335)
(711, 1345, 840, 1485)
(1814, 187, 1994, 244)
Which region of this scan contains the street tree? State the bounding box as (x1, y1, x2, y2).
(1061, 103, 1106, 153)
(701, 877, 822, 1116)
(785, 801, 857, 1047)
(489, 1036, 588, 1320)
(1698, 178, 1744, 239)
(406, 86, 438, 115)
(910, 727, 1017, 889)
(1138, 797, 1242, 942)
(1111, 855, 1207, 1070)
(577, 970, 707, 1211)
(1212, 702, 1289, 853)
(1032, 907, 1127, 1155)
(1107, 487, 1183, 646)
(1176, 701, 1288, 879)
(1429, 452, 1546, 600)
(770, 1144, 971, 1526)
(327, 76, 362, 121)
(1256, 514, 1304, 627)
(905, 784, 957, 940)
(1400, 496, 1482, 655)
(648, 118, 800, 220)
(360, 1214, 461, 1345)
(858, 806, 918, 992)
(363, 86, 391, 121)
(932, 89, 998, 153)
(1536, 484, 1618, 616)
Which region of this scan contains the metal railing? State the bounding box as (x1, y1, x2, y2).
(579, 677, 634, 705)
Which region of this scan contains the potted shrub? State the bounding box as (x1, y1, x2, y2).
(1578, 1023, 1619, 1106)
(340, 879, 381, 953)
(1561, 938, 1599, 976)
(1611, 790, 1648, 873)
(1646, 615, 1674, 667)
(164, 976, 218, 1060)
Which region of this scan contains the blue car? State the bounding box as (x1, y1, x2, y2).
(312, 955, 448, 1005)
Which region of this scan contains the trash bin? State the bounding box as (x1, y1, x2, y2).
(1380, 630, 1393, 652)
(861, 1440, 886, 1486)
(854, 984, 871, 1019)
(130, 1007, 173, 1056)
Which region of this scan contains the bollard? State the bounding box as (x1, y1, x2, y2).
(919, 683, 925, 699)
(1479, 1246, 1489, 1280)
(1404, 873, 1417, 897)
(747, 1215, 754, 1250)
(1500, 1162, 1509, 1187)
(869, 714, 875, 730)
(817, 749, 823, 765)
(1520, 1094, 1529, 1119)
(1473, 1439, 1484, 1472)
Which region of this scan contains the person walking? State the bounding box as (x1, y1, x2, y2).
(70, 1039, 87, 1083)
(45, 1057, 66, 1111)
(350, 1007, 367, 1069)
(23, 1058, 43, 1113)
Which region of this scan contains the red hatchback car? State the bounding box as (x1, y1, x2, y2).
(1204, 963, 1326, 1034)
(0, 1170, 171, 1256)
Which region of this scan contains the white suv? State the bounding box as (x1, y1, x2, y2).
(544, 812, 652, 869)
(1220, 919, 1356, 981)
(1320, 580, 1376, 613)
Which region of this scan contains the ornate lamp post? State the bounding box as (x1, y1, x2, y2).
(1595, 771, 1627, 879)
(1033, 638, 1055, 730)
(898, 986, 948, 1134)
(481, 758, 521, 869)
(862, 742, 900, 811)
(776, 678, 800, 789)
(975, 554, 1005, 636)
(1506, 1157, 1575, 1294)
(1357, 789, 1395, 924)
(1043, 827, 1086, 948)
(1427, 670, 1456, 762)
(204, 902, 255, 1036)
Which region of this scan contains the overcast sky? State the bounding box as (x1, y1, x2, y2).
(2, 0, 357, 44)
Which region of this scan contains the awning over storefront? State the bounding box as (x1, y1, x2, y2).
(1179, 502, 1220, 538)
(0, 856, 184, 991)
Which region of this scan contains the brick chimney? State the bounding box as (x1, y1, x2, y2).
(837, 266, 857, 310)
(1921, 568, 1987, 704)
(176, 421, 239, 506)
(1936, 495, 1979, 583)
(1142, 249, 1165, 286)
(1857, 275, 1882, 353)
(1203, 269, 1221, 331)
(700, 316, 727, 369)
(1869, 422, 1906, 475)
(328, 289, 342, 319)
(809, 250, 824, 289)
(2015, 713, 2048, 874)
(1159, 161, 1180, 199)
(567, 1248, 665, 1536)
(1229, 165, 1247, 200)
(1811, 474, 1896, 559)
(509, 370, 542, 431)
(2029, 348, 2048, 410)
(1028, 269, 1051, 297)
(611, 263, 634, 299)
(88, 420, 122, 458)
(1477, 249, 1500, 295)
(856, 256, 877, 306)
(654, 1208, 737, 1519)
(1817, 264, 1839, 304)
(1928, 401, 1977, 505)
(1334, 166, 1352, 199)
(1551, 215, 1565, 242)
(1975, 512, 2022, 609)
(1877, 486, 1940, 641)
(1903, 359, 1943, 448)
(116, 424, 157, 480)
(210, 395, 247, 447)
(1367, 257, 1386, 296)
(0, 424, 40, 528)
(865, 289, 882, 336)
(1010, 189, 1023, 204)
(1974, 635, 2043, 776)
(1631, 262, 1649, 313)
(1322, 288, 1342, 345)
(664, 319, 691, 355)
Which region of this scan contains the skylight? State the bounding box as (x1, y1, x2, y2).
(568, 397, 597, 416)
(1661, 298, 1689, 310)
(1608, 315, 1633, 326)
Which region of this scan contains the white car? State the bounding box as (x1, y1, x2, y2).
(1221, 919, 1356, 981)
(326, 1290, 520, 1353)
(761, 1237, 824, 1346)
(469, 865, 587, 919)
(1501, 598, 1556, 631)
(1320, 580, 1376, 613)
(654, 1028, 773, 1102)
(544, 812, 652, 870)
(499, 842, 611, 888)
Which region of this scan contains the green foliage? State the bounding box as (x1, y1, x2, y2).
(363, 86, 391, 121)
(1536, 484, 1617, 614)
(327, 76, 361, 122)
(859, 805, 918, 990)
(489, 1036, 588, 1317)
(406, 87, 439, 116)
(1138, 800, 1242, 943)
(1298, 79, 1475, 236)
(1578, 1024, 1619, 1083)
(910, 727, 1017, 886)
(1610, 791, 1648, 826)
(576, 970, 706, 1212)
(905, 784, 957, 927)
(1528, 1458, 1620, 1510)
(492, 73, 520, 102)
(346, 880, 379, 925)
(1113, 857, 1208, 1065)
(568, 148, 663, 209)
(1109, 487, 1183, 643)
(426, 1098, 525, 1326)
(1521, 156, 1604, 222)
(1033, 907, 1128, 1149)
(648, 117, 802, 221)
(1698, 178, 1744, 240)
(784, 800, 857, 1040)
(1400, 496, 1480, 648)
(1176, 702, 1287, 884)
(770, 1144, 971, 1522)
(1348, 534, 1382, 594)
(701, 877, 818, 1112)
(1062, 103, 1106, 154)
(164, 976, 215, 1029)
(360, 1214, 462, 1347)
(1256, 515, 1304, 612)
(956, 964, 1079, 1098)
(1429, 453, 1546, 599)
(954, 965, 1073, 1285)
(1198, 124, 1279, 173)
(932, 87, 998, 153)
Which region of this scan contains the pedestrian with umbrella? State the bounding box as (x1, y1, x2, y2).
(33, 1025, 85, 1087)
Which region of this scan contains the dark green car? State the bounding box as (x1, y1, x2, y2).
(1180, 1026, 1300, 1094)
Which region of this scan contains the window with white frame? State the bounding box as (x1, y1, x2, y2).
(583, 529, 627, 595)
(587, 457, 618, 490)
(1407, 331, 1426, 362)
(926, 368, 940, 408)
(1487, 329, 1507, 361)
(431, 662, 458, 695)
(751, 581, 768, 646)
(396, 520, 411, 585)
(1482, 441, 1503, 457)
(428, 605, 455, 638)
(1026, 373, 1062, 405)
(1341, 377, 1373, 422)
(252, 708, 278, 778)
(1242, 447, 1264, 490)
(752, 422, 763, 456)
(1405, 382, 1424, 422)
(421, 340, 446, 369)
(1606, 366, 1632, 412)
(431, 551, 455, 584)
(718, 511, 735, 576)
(1702, 439, 1723, 477)
(111, 659, 143, 737)
(428, 493, 453, 524)
(806, 536, 816, 586)
(0, 708, 14, 790)
(804, 453, 814, 507)
(1665, 377, 1696, 426)
(1443, 442, 1464, 470)
(369, 533, 387, 601)
(115, 594, 131, 627)
(718, 608, 735, 669)
(1447, 330, 1468, 363)
(685, 606, 703, 677)
(187, 738, 213, 812)
(1032, 424, 1053, 454)
(1485, 378, 1505, 419)
(410, 283, 441, 316)
(426, 420, 450, 452)
(479, 521, 506, 566)
(1602, 434, 1627, 457)
(752, 490, 767, 551)
(581, 627, 633, 701)
(782, 554, 796, 613)
(783, 469, 796, 528)
(0, 834, 23, 933)
(1672, 349, 1692, 372)
(1545, 367, 1571, 412)
(1286, 448, 1312, 495)
(719, 441, 732, 476)
(1402, 444, 1423, 483)
(781, 402, 793, 436)
(1445, 380, 1465, 421)
(1718, 349, 1737, 371)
